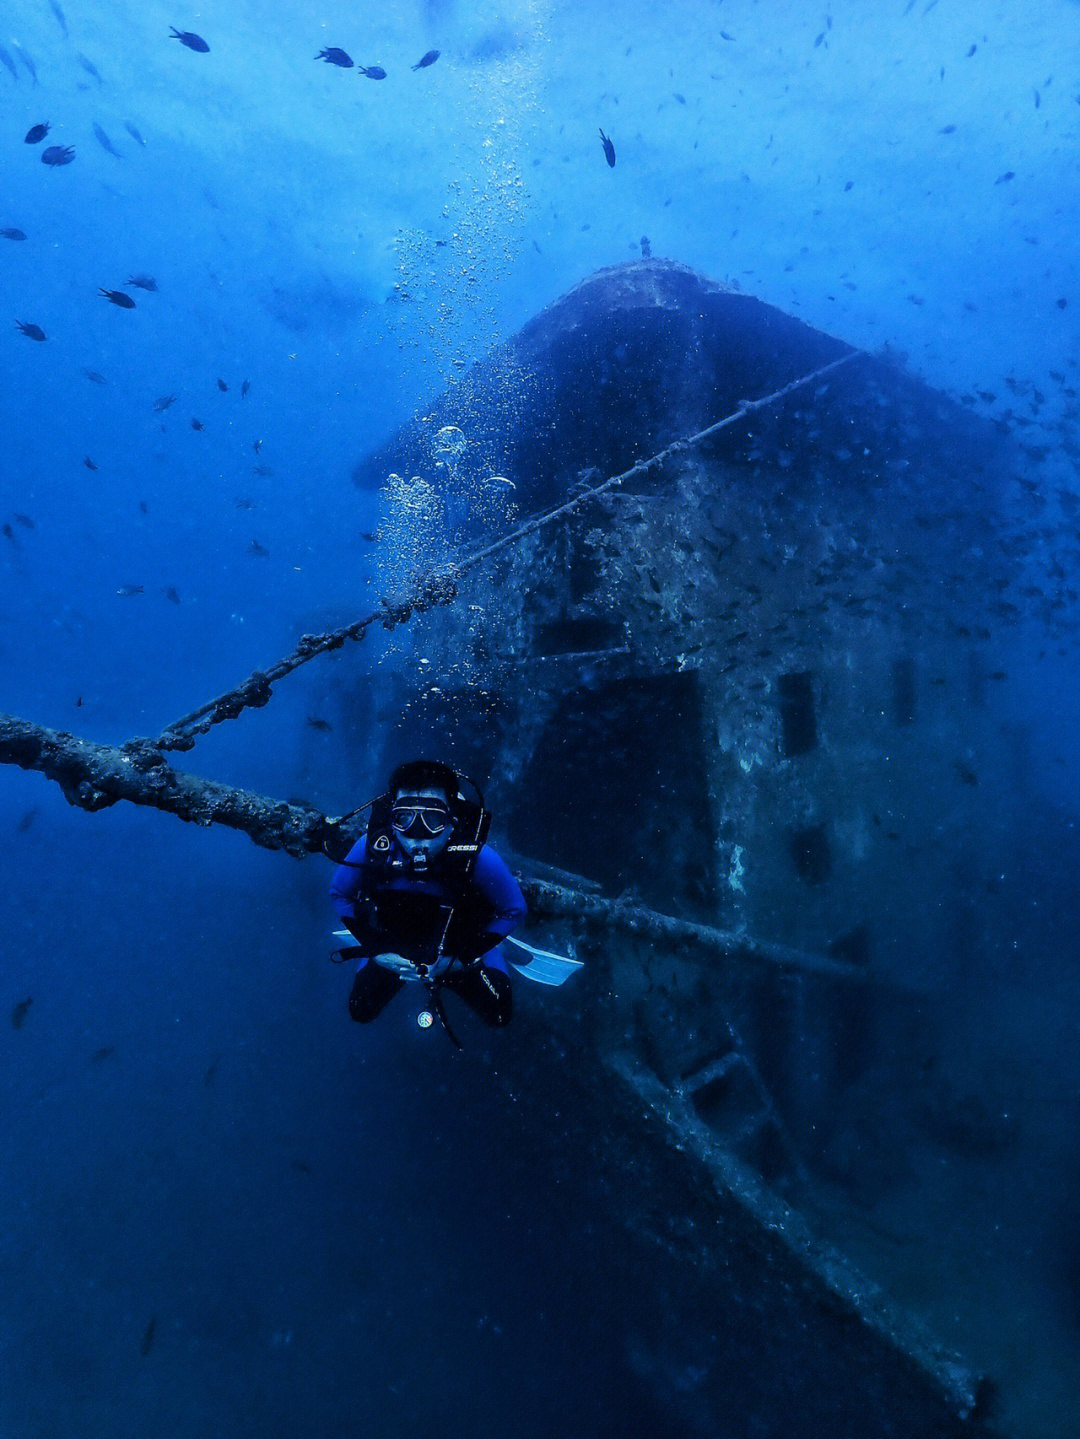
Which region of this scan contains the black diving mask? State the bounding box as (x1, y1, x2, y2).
(391, 804, 452, 837)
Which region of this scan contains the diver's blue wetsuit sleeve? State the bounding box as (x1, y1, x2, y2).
(329, 836, 367, 923)
(458, 846, 527, 963)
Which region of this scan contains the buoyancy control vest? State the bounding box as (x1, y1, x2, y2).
(347, 792, 494, 966)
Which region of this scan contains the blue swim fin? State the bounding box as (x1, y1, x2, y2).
(504, 934, 584, 986)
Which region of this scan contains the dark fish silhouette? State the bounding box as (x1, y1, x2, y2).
(84, 457, 98, 470)
(76, 53, 104, 84)
(252, 464, 274, 476)
(24, 122, 49, 143)
(140, 1315, 157, 1356)
(91, 1045, 116, 1062)
(252, 438, 262, 453)
(84, 369, 107, 384)
(217, 378, 228, 391)
(13, 513, 34, 528)
(164, 586, 180, 604)
(128, 274, 158, 291)
(248, 539, 269, 556)
(42, 145, 75, 166)
(11, 997, 33, 1029)
(190, 417, 204, 430)
(316, 47, 352, 67)
(100, 288, 135, 308)
(2, 523, 16, 542)
(307, 716, 332, 731)
(16, 808, 37, 833)
(125, 122, 146, 146)
(359, 65, 387, 79)
(152, 395, 176, 411)
(241, 379, 250, 397)
(1, 228, 27, 241)
(16, 321, 46, 340)
(0, 46, 18, 82)
(599, 128, 615, 166)
(117, 585, 144, 596)
(171, 28, 209, 53)
(995, 171, 1015, 184)
(49, 1, 69, 36)
(412, 49, 440, 69)
(93, 123, 122, 157)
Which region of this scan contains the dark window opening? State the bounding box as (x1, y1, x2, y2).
(892, 657, 916, 725)
(509, 670, 716, 917)
(778, 671, 817, 756)
(790, 825, 831, 884)
(535, 616, 624, 656)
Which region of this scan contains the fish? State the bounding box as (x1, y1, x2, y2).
(91, 1045, 115, 1062)
(234, 498, 257, 509)
(966, 44, 977, 57)
(995, 171, 1015, 184)
(84, 457, 98, 470)
(216, 378, 228, 392)
(116, 584, 144, 595)
(11, 997, 33, 1029)
(128, 274, 158, 291)
(84, 369, 107, 384)
(412, 49, 440, 69)
(13, 513, 34, 528)
(248, 539, 269, 556)
(1057, 297, 1068, 309)
(16, 321, 46, 340)
(76, 52, 104, 84)
(252, 438, 262, 454)
(49, 1, 69, 37)
(2, 523, 16, 542)
(124, 122, 146, 146)
(1, 228, 27, 241)
(152, 395, 176, 411)
(16, 808, 37, 833)
(0, 45, 19, 82)
(640, 235, 651, 257)
(316, 47, 352, 67)
(170, 28, 209, 53)
(720, 31, 736, 41)
(359, 65, 387, 79)
(93, 123, 122, 157)
(140, 1316, 157, 1356)
(24, 122, 49, 143)
(241, 379, 250, 397)
(938, 124, 956, 134)
(307, 716, 332, 731)
(42, 145, 75, 166)
(164, 586, 180, 604)
(14, 44, 39, 85)
(599, 128, 616, 166)
(100, 288, 135, 308)
(252, 464, 274, 476)
(191, 418, 204, 430)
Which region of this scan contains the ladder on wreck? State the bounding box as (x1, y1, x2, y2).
(667, 1016, 807, 1191)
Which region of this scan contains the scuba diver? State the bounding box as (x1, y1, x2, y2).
(329, 759, 527, 1035)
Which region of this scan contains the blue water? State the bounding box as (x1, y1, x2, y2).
(4, 3, 1080, 1436)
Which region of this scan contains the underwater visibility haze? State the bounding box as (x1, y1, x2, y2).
(4, 2, 1080, 1437)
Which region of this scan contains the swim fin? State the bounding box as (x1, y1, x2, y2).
(504, 933, 584, 986)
